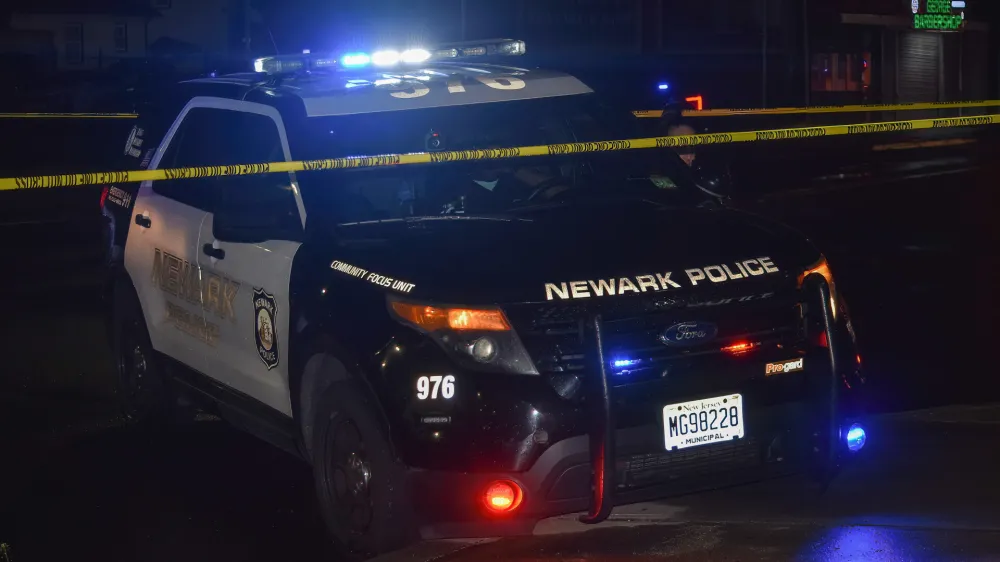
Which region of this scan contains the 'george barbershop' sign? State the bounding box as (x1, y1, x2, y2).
(913, 0, 966, 31)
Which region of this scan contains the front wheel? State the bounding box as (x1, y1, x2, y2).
(312, 382, 415, 560)
(111, 281, 174, 424)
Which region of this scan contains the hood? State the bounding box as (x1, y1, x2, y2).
(325, 200, 820, 305)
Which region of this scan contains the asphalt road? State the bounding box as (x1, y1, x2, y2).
(1, 137, 998, 561)
(384, 408, 1000, 561)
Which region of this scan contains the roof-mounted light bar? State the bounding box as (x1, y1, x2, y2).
(431, 39, 526, 59)
(252, 38, 526, 75)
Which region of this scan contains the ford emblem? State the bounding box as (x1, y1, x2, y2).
(659, 321, 718, 347)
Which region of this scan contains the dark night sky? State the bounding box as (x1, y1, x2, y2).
(254, 0, 467, 56)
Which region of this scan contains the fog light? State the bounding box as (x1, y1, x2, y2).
(845, 423, 866, 452)
(470, 337, 497, 362)
(483, 480, 523, 514)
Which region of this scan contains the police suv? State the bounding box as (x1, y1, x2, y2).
(100, 39, 867, 559)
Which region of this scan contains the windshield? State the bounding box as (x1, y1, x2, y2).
(291, 93, 709, 225)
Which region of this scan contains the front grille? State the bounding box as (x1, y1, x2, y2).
(509, 289, 805, 383)
(616, 437, 761, 488)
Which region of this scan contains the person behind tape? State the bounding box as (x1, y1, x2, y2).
(642, 123, 697, 191)
(668, 123, 697, 167)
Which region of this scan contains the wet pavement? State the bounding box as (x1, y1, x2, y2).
(1, 136, 999, 561)
(391, 408, 1000, 561)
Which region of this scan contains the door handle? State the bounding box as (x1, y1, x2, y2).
(134, 214, 151, 228)
(203, 244, 225, 260)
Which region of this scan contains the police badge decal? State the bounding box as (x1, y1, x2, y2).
(253, 288, 279, 370)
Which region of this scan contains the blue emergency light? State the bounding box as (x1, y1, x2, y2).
(341, 52, 371, 67)
(845, 423, 866, 452)
(610, 357, 643, 375)
(657, 83, 670, 91)
(252, 39, 526, 75)
(612, 358, 641, 369)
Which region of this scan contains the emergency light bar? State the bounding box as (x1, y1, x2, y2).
(252, 39, 526, 75)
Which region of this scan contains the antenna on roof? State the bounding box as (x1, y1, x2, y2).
(267, 27, 279, 56)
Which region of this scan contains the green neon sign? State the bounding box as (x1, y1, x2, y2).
(914, 0, 965, 30)
(914, 14, 964, 29)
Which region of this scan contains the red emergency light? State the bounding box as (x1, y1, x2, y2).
(482, 480, 523, 514)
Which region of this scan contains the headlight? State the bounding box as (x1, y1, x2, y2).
(388, 298, 539, 375)
(798, 255, 837, 320)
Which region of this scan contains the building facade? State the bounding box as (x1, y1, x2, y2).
(456, 0, 994, 108)
(809, 0, 992, 106)
(8, 0, 254, 72)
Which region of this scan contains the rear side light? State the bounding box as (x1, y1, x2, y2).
(685, 95, 704, 111)
(99, 186, 110, 210)
(483, 480, 523, 514)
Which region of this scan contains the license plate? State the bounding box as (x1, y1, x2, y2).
(662, 394, 745, 450)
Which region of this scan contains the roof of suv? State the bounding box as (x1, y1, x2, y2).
(180, 62, 594, 118)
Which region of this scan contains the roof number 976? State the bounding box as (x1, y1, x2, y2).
(416, 375, 455, 400)
(388, 75, 526, 99)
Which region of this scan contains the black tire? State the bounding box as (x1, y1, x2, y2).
(312, 381, 415, 560)
(111, 280, 174, 424)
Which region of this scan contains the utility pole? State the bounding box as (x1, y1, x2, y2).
(761, 0, 768, 107)
(803, 0, 810, 105)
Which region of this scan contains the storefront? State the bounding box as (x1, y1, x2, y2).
(808, 0, 990, 105)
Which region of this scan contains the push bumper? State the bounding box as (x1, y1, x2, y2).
(407, 277, 865, 540)
(409, 404, 851, 540)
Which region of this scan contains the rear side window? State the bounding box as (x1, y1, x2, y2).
(153, 107, 286, 212)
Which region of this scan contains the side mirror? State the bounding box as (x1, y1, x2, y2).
(692, 160, 734, 198)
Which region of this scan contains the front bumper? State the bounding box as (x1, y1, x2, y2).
(400, 277, 865, 539)
(409, 399, 836, 539)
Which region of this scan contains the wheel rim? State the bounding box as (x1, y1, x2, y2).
(326, 418, 374, 540)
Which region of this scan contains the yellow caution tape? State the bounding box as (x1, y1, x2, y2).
(1, 101, 995, 120)
(0, 112, 139, 119)
(3, 100, 992, 120)
(634, 99, 1000, 118)
(1, 115, 996, 191)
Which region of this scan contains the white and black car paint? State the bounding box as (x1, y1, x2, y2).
(99, 59, 866, 559)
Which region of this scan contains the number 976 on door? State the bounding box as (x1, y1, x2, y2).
(416, 375, 455, 400)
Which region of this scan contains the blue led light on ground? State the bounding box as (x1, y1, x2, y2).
(846, 423, 867, 452)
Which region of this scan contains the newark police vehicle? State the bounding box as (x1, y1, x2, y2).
(100, 39, 868, 559)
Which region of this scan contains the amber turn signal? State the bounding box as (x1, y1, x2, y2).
(390, 302, 511, 331)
